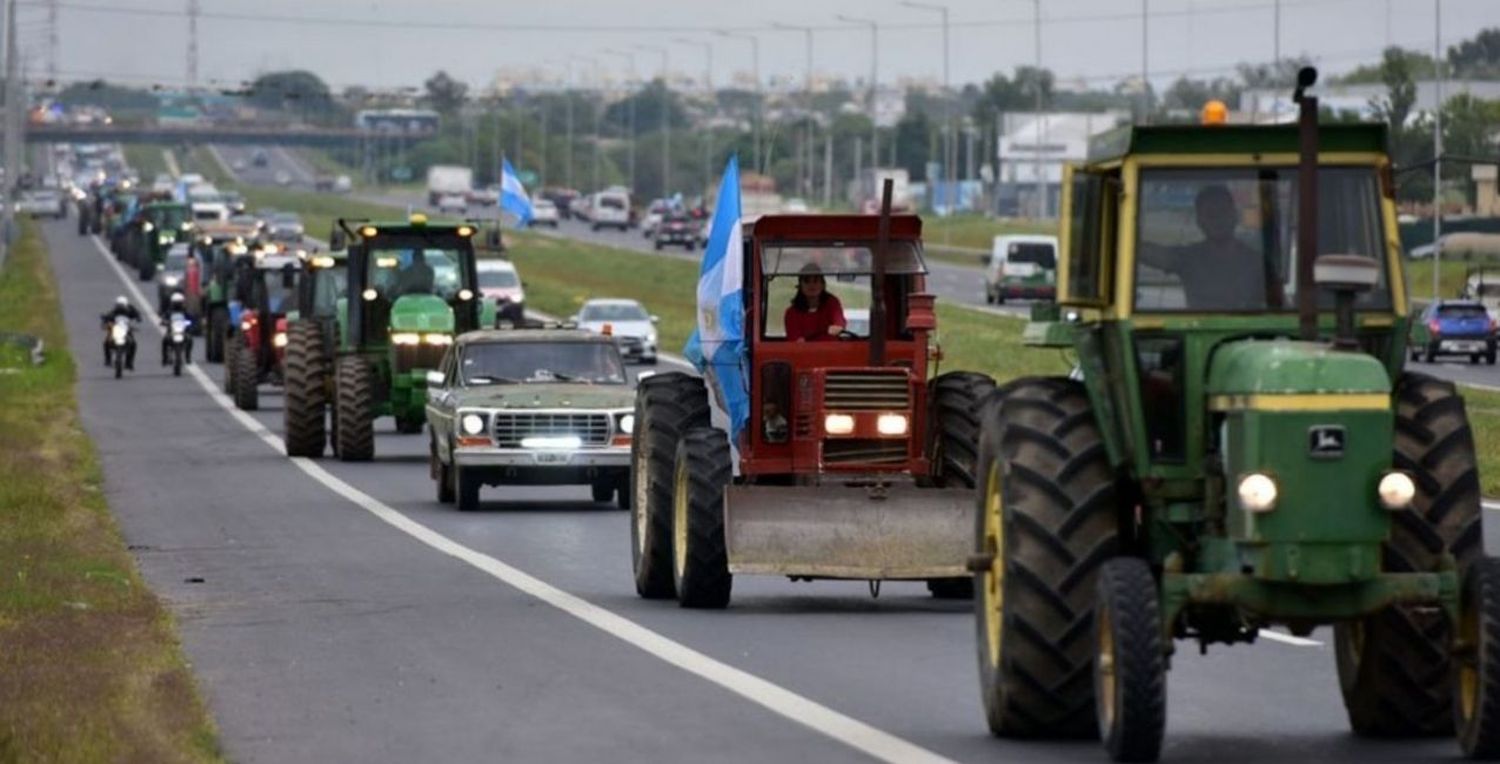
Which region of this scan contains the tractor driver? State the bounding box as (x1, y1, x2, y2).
(783, 263, 847, 342)
(392, 249, 436, 297)
(1137, 184, 1284, 310)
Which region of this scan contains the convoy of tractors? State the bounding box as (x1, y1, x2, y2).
(77, 68, 1500, 762)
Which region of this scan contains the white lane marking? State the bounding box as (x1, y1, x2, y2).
(1257, 629, 1322, 647)
(1485, 500, 1500, 512)
(162, 149, 181, 178)
(86, 233, 957, 764)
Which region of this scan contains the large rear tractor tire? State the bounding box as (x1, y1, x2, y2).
(1336, 372, 1483, 736)
(232, 341, 259, 411)
(927, 371, 997, 600)
(334, 356, 376, 462)
(205, 307, 226, 363)
(1455, 557, 1500, 759)
(671, 427, 732, 609)
(282, 322, 329, 458)
(630, 372, 709, 599)
(1094, 558, 1166, 763)
(976, 376, 1121, 739)
(222, 340, 239, 393)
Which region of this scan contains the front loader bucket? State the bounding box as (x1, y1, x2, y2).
(725, 483, 971, 580)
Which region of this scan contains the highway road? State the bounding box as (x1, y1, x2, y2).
(50, 205, 1491, 761)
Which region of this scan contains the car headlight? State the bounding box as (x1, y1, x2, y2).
(619, 414, 636, 434)
(824, 413, 855, 435)
(876, 413, 909, 436)
(423, 333, 452, 345)
(461, 413, 486, 435)
(645, 332, 658, 345)
(1237, 472, 1279, 513)
(391, 332, 421, 345)
(163, 275, 180, 287)
(1378, 471, 1416, 510)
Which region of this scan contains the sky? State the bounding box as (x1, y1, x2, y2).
(28, 0, 1500, 94)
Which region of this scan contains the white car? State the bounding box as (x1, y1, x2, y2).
(436, 193, 468, 216)
(573, 298, 658, 363)
(274, 170, 292, 186)
(477, 259, 526, 324)
(530, 199, 559, 227)
(15, 189, 65, 218)
(585, 191, 630, 231)
(640, 199, 669, 238)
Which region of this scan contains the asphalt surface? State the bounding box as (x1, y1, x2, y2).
(51, 188, 1498, 763)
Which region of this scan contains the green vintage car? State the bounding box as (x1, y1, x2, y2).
(425, 328, 638, 512)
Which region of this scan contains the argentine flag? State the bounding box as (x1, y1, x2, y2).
(499, 158, 534, 227)
(684, 156, 749, 448)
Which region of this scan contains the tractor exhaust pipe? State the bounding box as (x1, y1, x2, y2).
(1293, 66, 1320, 342)
(869, 178, 893, 367)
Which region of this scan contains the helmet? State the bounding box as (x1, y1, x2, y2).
(170, 292, 185, 305)
(115, 295, 128, 307)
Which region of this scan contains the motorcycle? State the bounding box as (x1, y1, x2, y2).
(164, 312, 192, 377)
(104, 315, 135, 379)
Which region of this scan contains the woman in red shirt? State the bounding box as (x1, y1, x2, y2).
(783, 265, 846, 342)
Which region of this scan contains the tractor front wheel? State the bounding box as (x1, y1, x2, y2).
(1456, 557, 1500, 759)
(976, 376, 1120, 739)
(671, 427, 732, 609)
(927, 371, 996, 600)
(1095, 557, 1166, 763)
(334, 356, 376, 462)
(205, 307, 226, 363)
(432, 438, 454, 504)
(283, 322, 329, 458)
(630, 372, 710, 599)
(222, 340, 239, 393)
(232, 343, 259, 411)
(1336, 372, 1483, 736)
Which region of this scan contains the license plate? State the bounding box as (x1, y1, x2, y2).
(1448, 341, 1482, 352)
(533, 452, 571, 465)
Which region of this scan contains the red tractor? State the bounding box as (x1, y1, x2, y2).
(631, 211, 994, 608)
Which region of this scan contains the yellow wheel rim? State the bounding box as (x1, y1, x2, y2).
(983, 460, 1005, 668)
(1098, 606, 1117, 730)
(1461, 601, 1480, 724)
(673, 455, 689, 579)
(633, 445, 649, 556)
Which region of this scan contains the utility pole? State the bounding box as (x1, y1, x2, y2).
(902, 2, 951, 222)
(638, 45, 670, 198)
(565, 59, 576, 190)
(186, 0, 200, 91)
(2, 0, 18, 262)
(46, 0, 57, 87)
(1433, 0, 1443, 302)
(838, 15, 879, 177)
(673, 38, 713, 195)
(572, 56, 600, 192)
(1141, 0, 1150, 124)
(1033, 0, 1046, 218)
(604, 49, 638, 193)
(773, 24, 814, 199)
(716, 31, 760, 175)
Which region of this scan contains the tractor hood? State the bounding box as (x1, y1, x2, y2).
(453, 383, 634, 411)
(1206, 339, 1389, 402)
(390, 294, 455, 333)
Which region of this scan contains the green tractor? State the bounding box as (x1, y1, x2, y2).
(125, 201, 192, 281)
(282, 249, 347, 457)
(280, 215, 494, 461)
(971, 68, 1500, 761)
(192, 221, 265, 363)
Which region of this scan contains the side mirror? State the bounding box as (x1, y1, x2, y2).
(1314, 254, 1378, 349)
(425, 370, 445, 386)
(328, 229, 347, 250)
(650, 315, 660, 324)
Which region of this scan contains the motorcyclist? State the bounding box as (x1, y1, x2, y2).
(100, 295, 141, 370)
(159, 292, 194, 366)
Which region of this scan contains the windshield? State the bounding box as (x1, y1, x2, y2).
(580, 303, 647, 322)
(460, 341, 626, 385)
(600, 196, 626, 210)
(164, 248, 190, 271)
(478, 268, 519, 288)
(148, 206, 190, 230)
(1438, 304, 1488, 320)
(314, 266, 347, 315)
(1005, 242, 1056, 269)
(762, 240, 927, 277)
(271, 214, 300, 225)
(1134, 166, 1390, 312)
(367, 247, 467, 300)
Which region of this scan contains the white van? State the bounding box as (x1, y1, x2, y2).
(984, 234, 1059, 304)
(586, 190, 631, 231)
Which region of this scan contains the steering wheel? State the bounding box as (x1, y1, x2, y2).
(836, 329, 859, 341)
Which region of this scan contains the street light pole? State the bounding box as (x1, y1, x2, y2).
(638, 45, 670, 198)
(573, 56, 601, 193)
(564, 58, 576, 190)
(716, 31, 761, 175)
(1433, 0, 1443, 302)
(604, 49, 638, 193)
(673, 38, 714, 195)
(903, 1, 951, 221)
(774, 23, 815, 199)
(837, 15, 879, 177)
(1033, 0, 1045, 218)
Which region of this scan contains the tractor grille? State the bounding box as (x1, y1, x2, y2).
(394, 345, 446, 374)
(823, 370, 910, 411)
(492, 411, 612, 448)
(824, 439, 908, 466)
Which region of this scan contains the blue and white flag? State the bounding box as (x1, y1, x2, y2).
(499, 158, 534, 227)
(683, 156, 749, 448)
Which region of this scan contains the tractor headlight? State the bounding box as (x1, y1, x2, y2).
(361, 288, 378, 301)
(423, 333, 452, 345)
(1378, 471, 1416, 510)
(141, 222, 154, 233)
(272, 332, 288, 348)
(824, 413, 855, 435)
(457, 288, 474, 301)
(619, 414, 636, 434)
(876, 413, 909, 436)
(163, 275, 180, 287)
(391, 332, 421, 345)
(461, 413, 486, 435)
(158, 233, 173, 245)
(1237, 472, 1279, 513)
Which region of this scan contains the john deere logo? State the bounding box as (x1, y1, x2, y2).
(1308, 426, 1346, 458)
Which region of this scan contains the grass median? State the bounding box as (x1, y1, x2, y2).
(0, 222, 220, 761)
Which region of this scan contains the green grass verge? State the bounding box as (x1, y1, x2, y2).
(1406, 257, 1500, 304)
(122, 145, 170, 181)
(0, 222, 221, 761)
(1463, 387, 1500, 498)
(921, 214, 1055, 251)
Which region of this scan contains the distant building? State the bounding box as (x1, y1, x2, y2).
(996, 111, 1127, 217)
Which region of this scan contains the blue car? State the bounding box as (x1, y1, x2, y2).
(1409, 300, 1496, 365)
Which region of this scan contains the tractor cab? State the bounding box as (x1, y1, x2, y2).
(973, 69, 1495, 762)
(129, 201, 193, 280)
(289, 250, 348, 350)
(224, 248, 301, 410)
